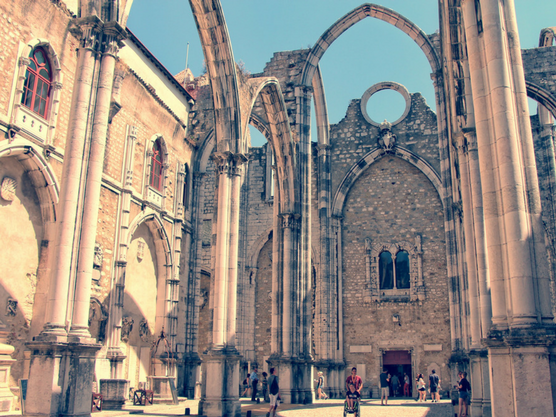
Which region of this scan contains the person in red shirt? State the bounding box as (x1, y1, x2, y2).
(345, 367, 363, 395)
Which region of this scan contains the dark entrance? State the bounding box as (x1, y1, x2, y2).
(382, 350, 412, 397)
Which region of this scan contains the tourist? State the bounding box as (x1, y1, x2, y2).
(242, 373, 250, 397)
(457, 371, 471, 417)
(391, 373, 400, 397)
(403, 372, 410, 397)
(380, 369, 390, 405)
(345, 382, 360, 412)
(429, 369, 440, 402)
(267, 368, 280, 417)
(251, 367, 259, 401)
(315, 371, 328, 399)
(416, 373, 426, 402)
(345, 367, 363, 395)
(262, 372, 269, 402)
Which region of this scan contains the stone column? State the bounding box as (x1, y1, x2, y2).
(462, 1, 556, 416)
(70, 21, 126, 339)
(199, 153, 245, 417)
(42, 16, 103, 337)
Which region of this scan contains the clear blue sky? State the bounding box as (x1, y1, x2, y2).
(128, 1, 555, 145)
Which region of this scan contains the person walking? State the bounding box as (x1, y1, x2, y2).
(403, 372, 410, 397)
(428, 369, 440, 402)
(345, 367, 363, 395)
(315, 371, 328, 399)
(262, 372, 269, 402)
(380, 369, 390, 405)
(267, 368, 280, 417)
(416, 373, 426, 402)
(457, 371, 471, 417)
(242, 373, 251, 397)
(391, 373, 400, 397)
(251, 367, 259, 401)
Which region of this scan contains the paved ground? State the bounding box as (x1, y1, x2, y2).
(95, 397, 454, 417)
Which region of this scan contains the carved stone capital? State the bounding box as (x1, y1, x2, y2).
(70, 16, 104, 52)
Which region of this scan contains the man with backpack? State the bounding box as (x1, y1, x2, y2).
(428, 369, 441, 402)
(267, 368, 280, 417)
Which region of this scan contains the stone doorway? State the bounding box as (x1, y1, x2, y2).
(382, 350, 412, 398)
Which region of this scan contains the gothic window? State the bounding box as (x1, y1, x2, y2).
(395, 250, 410, 289)
(379, 251, 394, 289)
(21, 47, 52, 118)
(149, 139, 163, 191)
(366, 238, 424, 302)
(475, 0, 483, 34)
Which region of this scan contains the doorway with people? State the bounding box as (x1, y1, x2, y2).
(382, 350, 412, 398)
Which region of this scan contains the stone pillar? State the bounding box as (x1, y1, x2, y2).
(462, 1, 556, 415)
(199, 153, 245, 417)
(0, 339, 16, 414)
(70, 21, 126, 339)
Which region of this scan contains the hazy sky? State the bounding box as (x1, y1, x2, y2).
(127, 1, 556, 144)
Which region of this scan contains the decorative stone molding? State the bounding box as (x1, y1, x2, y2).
(93, 243, 103, 270)
(0, 178, 17, 202)
(366, 235, 425, 302)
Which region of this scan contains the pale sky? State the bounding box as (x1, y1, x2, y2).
(127, 1, 556, 144)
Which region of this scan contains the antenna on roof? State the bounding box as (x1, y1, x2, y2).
(185, 42, 190, 71)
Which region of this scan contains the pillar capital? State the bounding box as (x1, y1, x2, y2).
(212, 151, 248, 176)
(280, 212, 300, 230)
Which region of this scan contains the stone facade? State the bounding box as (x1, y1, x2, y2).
(0, 1, 556, 417)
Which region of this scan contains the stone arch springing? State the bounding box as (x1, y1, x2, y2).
(189, 0, 243, 154)
(246, 77, 298, 214)
(11, 39, 63, 144)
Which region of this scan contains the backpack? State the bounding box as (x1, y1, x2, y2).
(270, 377, 279, 395)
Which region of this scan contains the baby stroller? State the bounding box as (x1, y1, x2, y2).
(343, 399, 360, 417)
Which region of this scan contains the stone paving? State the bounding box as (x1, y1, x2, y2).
(94, 398, 453, 417)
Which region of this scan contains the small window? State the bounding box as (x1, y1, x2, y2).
(149, 139, 163, 191)
(183, 163, 190, 209)
(395, 251, 410, 289)
(379, 251, 394, 290)
(21, 48, 52, 118)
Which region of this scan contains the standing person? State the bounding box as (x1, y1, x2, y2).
(380, 369, 390, 406)
(428, 369, 440, 402)
(345, 367, 363, 395)
(262, 372, 269, 403)
(267, 368, 280, 417)
(251, 367, 259, 401)
(403, 373, 410, 397)
(416, 374, 426, 402)
(315, 371, 329, 399)
(457, 372, 471, 417)
(242, 373, 251, 397)
(391, 373, 400, 397)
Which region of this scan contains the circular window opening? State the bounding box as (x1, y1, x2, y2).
(366, 89, 407, 125)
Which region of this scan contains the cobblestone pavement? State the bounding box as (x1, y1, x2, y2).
(95, 397, 453, 417)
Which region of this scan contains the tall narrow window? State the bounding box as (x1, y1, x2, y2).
(150, 139, 163, 191)
(395, 251, 410, 289)
(21, 47, 51, 118)
(183, 163, 190, 209)
(379, 251, 394, 289)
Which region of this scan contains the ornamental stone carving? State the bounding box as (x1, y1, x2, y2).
(5, 299, 17, 317)
(139, 319, 150, 342)
(0, 178, 17, 202)
(378, 120, 396, 151)
(121, 316, 134, 341)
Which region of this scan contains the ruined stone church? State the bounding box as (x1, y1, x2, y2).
(0, 0, 555, 416)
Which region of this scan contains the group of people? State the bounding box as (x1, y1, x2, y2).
(242, 367, 281, 417)
(244, 365, 470, 417)
(414, 369, 441, 403)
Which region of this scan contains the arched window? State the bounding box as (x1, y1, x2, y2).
(379, 251, 394, 290)
(149, 139, 163, 191)
(21, 47, 51, 118)
(395, 251, 410, 289)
